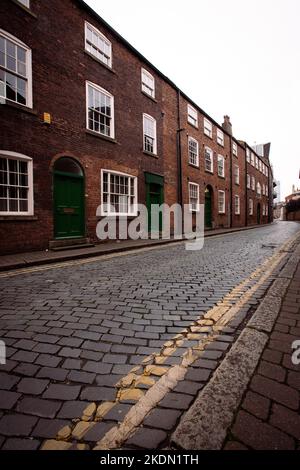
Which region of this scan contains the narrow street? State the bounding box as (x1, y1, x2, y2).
(0, 221, 299, 450)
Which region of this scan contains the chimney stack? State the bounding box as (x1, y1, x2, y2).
(222, 115, 232, 136)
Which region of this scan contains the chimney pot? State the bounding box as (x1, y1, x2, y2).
(222, 115, 232, 136)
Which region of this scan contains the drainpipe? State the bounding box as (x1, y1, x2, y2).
(176, 90, 183, 208)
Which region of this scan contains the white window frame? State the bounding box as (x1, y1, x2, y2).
(0, 151, 33, 216)
(217, 155, 225, 178)
(204, 118, 213, 138)
(259, 160, 262, 173)
(234, 164, 240, 185)
(100, 169, 138, 217)
(187, 104, 198, 128)
(85, 22, 112, 68)
(0, 29, 33, 108)
(249, 198, 253, 216)
(235, 195, 240, 215)
(205, 147, 214, 173)
(217, 129, 224, 146)
(218, 190, 226, 214)
(143, 113, 157, 155)
(232, 142, 238, 157)
(246, 148, 250, 163)
(188, 137, 199, 167)
(247, 173, 251, 189)
(257, 182, 261, 196)
(86, 81, 115, 139)
(189, 182, 200, 213)
(251, 176, 255, 191)
(141, 68, 155, 99)
(17, 0, 30, 7)
(255, 156, 259, 170)
(251, 152, 255, 166)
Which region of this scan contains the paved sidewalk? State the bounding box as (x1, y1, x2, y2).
(223, 260, 300, 450)
(0, 223, 271, 272)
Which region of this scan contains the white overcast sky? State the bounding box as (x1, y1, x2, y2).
(85, 0, 300, 199)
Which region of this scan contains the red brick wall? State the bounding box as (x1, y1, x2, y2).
(0, 0, 272, 255)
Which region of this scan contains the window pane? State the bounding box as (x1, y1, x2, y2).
(19, 199, 28, 212)
(0, 199, 7, 212)
(6, 73, 17, 101)
(17, 77, 26, 105)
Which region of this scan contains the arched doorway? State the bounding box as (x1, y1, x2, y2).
(53, 157, 85, 239)
(257, 203, 261, 225)
(205, 185, 213, 229)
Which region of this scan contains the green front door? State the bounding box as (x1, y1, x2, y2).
(54, 172, 85, 239)
(205, 188, 212, 228)
(145, 173, 164, 234)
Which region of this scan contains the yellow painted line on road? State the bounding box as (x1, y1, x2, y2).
(40, 230, 300, 450)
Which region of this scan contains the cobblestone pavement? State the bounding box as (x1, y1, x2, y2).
(0, 221, 299, 450)
(223, 259, 300, 450)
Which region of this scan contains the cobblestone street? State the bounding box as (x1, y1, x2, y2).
(0, 221, 300, 450)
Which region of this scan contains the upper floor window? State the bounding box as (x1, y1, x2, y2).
(204, 118, 212, 138)
(17, 0, 30, 7)
(205, 147, 213, 173)
(188, 137, 199, 167)
(251, 176, 255, 191)
(187, 104, 198, 127)
(247, 173, 251, 189)
(232, 142, 238, 157)
(86, 81, 115, 138)
(85, 22, 112, 68)
(0, 29, 32, 108)
(141, 68, 155, 99)
(235, 195, 240, 215)
(0, 152, 33, 215)
(189, 182, 199, 212)
(246, 148, 250, 163)
(259, 160, 262, 172)
(101, 170, 137, 216)
(257, 182, 261, 196)
(255, 156, 259, 170)
(251, 152, 255, 166)
(143, 114, 157, 155)
(218, 190, 226, 214)
(217, 129, 224, 146)
(218, 155, 225, 177)
(234, 164, 240, 185)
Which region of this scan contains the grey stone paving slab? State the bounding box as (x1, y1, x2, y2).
(172, 327, 268, 449)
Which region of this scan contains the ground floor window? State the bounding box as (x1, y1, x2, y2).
(189, 182, 199, 212)
(249, 198, 253, 215)
(101, 170, 137, 216)
(235, 195, 240, 215)
(218, 190, 225, 214)
(0, 152, 33, 215)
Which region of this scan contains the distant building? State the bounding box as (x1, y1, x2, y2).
(273, 180, 281, 204)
